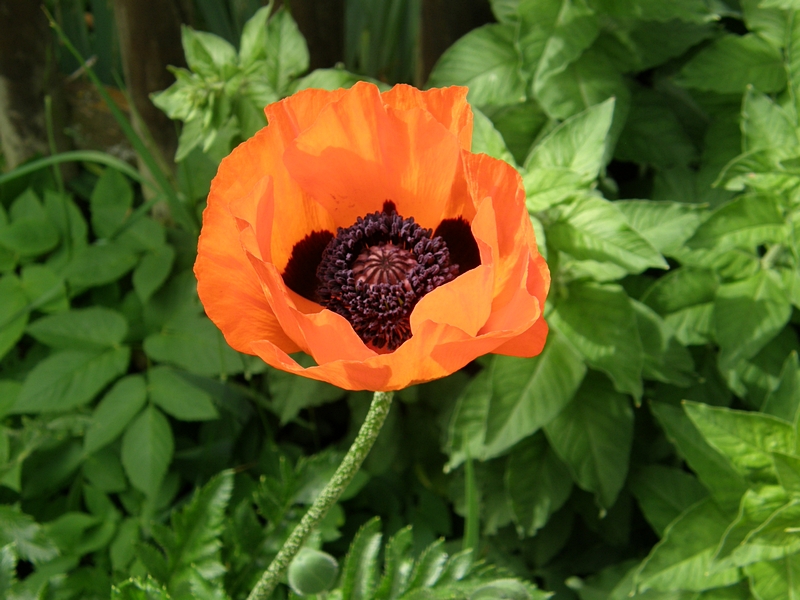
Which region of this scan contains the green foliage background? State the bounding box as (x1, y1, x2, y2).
(3, 0, 800, 598)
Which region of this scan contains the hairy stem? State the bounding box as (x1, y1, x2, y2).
(247, 390, 394, 600)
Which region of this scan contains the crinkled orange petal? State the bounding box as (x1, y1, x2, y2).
(282, 81, 465, 230)
(381, 84, 473, 150)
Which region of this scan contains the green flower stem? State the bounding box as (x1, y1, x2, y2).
(247, 390, 395, 600)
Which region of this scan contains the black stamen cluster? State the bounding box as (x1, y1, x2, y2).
(316, 202, 458, 350)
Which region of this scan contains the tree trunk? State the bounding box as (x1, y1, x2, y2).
(0, 0, 71, 170)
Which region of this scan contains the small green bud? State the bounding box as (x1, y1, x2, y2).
(287, 547, 339, 596)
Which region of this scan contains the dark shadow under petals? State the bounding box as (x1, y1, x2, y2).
(282, 230, 335, 301)
(434, 217, 480, 274)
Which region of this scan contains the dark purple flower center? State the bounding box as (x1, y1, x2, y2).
(282, 201, 480, 351)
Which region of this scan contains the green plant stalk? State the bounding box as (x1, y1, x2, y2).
(42, 8, 198, 235)
(247, 390, 394, 600)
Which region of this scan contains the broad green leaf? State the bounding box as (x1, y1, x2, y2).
(0, 217, 60, 257)
(143, 314, 244, 377)
(741, 88, 799, 154)
(745, 555, 800, 600)
(650, 402, 748, 512)
(714, 485, 794, 567)
(591, 0, 715, 22)
(543, 373, 633, 509)
(549, 282, 644, 399)
(12, 347, 130, 413)
(483, 330, 586, 459)
(524, 98, 615, 182)
(635, 499, 741, 593)
(789, 9, 800, 118)
(729, 498, 800, 567)
(0, 543, 15, 596)
(84, 375, 148, 454)
(771, 446, 800, 494)
(0, 381, 18, 419)
(548, 196, 667, 274)
(524, 0, 600, 101)
(687, 195, 787, 251)
(90, 169, 133, 238)
(148, 366, 219, 422)
(263, 7, 309, 95)
(289, 68, 382, 94)
(482, 100, 548, 165)
(65, 243, 139, 289)
(743, 0, 788, 50)
(26, 307, 128, 350)
(339, 517, 382, 600)
(642, 267, 717, 346)
(446, 369, 493, 469)
(83, 447, 128, 493)
(683, 401, 794, 483)
(428, 24, 526, 107)
(523, 168, 587, 211)
(615, 201, 705, 256)
(20, 264, 68, 314)
(506, 434, 572, 535)
(714, 270, 791, 371)
(121, 406, 174, 498)
(633, 300, 695, 387)
(133, 245, 175, 304)
(629, 465, 709, 536)
(117, 217, 165, 253)
(0, 274, 28, 362)
(761, 352, 800, 422)
(0, 505, 59, 564)
(534, 48, 630, 120)
(181, 27, 237, 78)
(471, 108, 517, 166)
(730, 327, 800, 407)
(677, 34, 786, 93)
(238, 4, 271, 67)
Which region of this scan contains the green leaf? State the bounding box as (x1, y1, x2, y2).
(0, 274, 28, 362)
(633, 300, 695, 386)
(90, 168, 133, 238)
(592, 0, 715, 22)
(0, 543, 15, 597)
(524, 98, 615, 183)
(483, 330, 587, 458)
(629, 465, 709, 536)
(26, 307, 128, 350)
(482, 100, 548, 165)
(133, 245, 176, 304)
(84, 375, 148, 454)
(548, 196, 667, 274)
(20, 264, 68, 314)
(121, 406, 174, 498)
(650, 402, 748, 512)
(148, 366, 219, 422)
(339, 517, 382, 600)
(112, 577, 171, 600)
(772, 451, 800, 493)
(714, 485, 796, 568)
(506, 434, 572, 536)
(635, 499, 741, 593)
(471, 108, 517, 167)
(263, 7, 309, 95)
(714, 270, 792, 371)
(741, 88, 800, 154)
(687, 194, 787, 251)
(143, 314, 244, 377)
(181, 27, 238, 78)
(238, 4, 272, 67)
(615, 201, 705, 257)
(65, 243, 139, 289)
(0, 505, 59, 564)
(12, 347, 130, 413)
(534, 48, 630, 120)
(428, 24, 526, 107)
(288, 548, 339, 596)
(83, 447, 128, 493)
(761, 352, 800, 422)
(726, 498, 800, 567)
(289, 67, 382, 94)
(677, 33, 787, 93)
(543, 372, 633, 509)
(745, 555, 800, 600)
(683, 401, 794, 483)
(0, 217, 60, 257)
(549, 282, 644, 399)
(267, 358, 343, 424)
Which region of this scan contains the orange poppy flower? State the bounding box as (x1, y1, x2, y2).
(194, 82, 549, 391)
